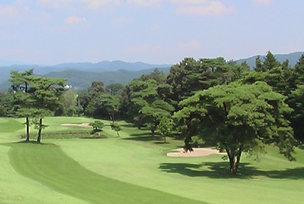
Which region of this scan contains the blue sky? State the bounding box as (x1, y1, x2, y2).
(0, 0, 303, 65)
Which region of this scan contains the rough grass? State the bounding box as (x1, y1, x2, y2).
(1, 117, 304, 204)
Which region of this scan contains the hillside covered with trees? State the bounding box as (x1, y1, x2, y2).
(1, 51, 304, 173)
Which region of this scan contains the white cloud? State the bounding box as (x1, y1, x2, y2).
(253, 0, 273, 5)
(127, 43, 161, 52)
(150, 23, 160, 30)
(64, 16, 87, 24)
(126, 0, 162, 7)
(38, 0, 121, 8)
(171, 0, 208, 5)
(175, 0, 234, 16)
(112, 17, 133, 24)
(178, 40, 201, 51)
(0, 5, 19, 16)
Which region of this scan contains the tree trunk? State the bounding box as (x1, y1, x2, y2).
(37, 118, 43, 143)
(234, 148, 243, 173)
(164, 136, 166, 143)
(226, 148, 243, 173)
(25, 117, 30, 141)
(151, 129, 155, 137)
(111, 112, 115, 123)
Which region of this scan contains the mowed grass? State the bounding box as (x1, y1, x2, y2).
(1, 117, 304, 204)
(0, 118, 24, 133)
(6, 142, 204, 204)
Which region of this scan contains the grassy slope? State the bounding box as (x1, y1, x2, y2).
(6, 141, 204, 204)
(0, 118, 87, 204)
(59, 131, 304, 204)
(1, 117, 304, 204)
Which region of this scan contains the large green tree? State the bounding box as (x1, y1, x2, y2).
(58, 89, 78, 116)
(0, 92, 13, 116)
(9, 69, 34, 141)
(292, 54, 304, 87)
(126, 79, 174, 136)
(174, 82, 296, 173)
(27, 76, 66, 143)
(166, 57, 247, 107)
(289, 85, 304, 141)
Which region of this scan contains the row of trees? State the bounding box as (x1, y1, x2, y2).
(1, 51, 304, 172)
(71, 52, 303, 173)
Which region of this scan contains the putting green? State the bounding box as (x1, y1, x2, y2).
(7, 141, 205, 204)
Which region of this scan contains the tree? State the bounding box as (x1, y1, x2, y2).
(111, 122, 121, 137)
(27, 76, 66, 143)
(77, 91, 90, 114)
(58, 89, 78, 116)
(157, 117, 173, 143)
(83, 81, 107, 117)
(174, 82, 296, 173)
(89, 121, 104, 134)
(99, 93, 120, 122)
(289, 85, 304, 141)
(244, 54, 293, 96)
(254, 56, 264, 72)
(88, 81, 105, 97)
(140, 68, 166, 85)
(0, 92, 13, 117)
(126, 79, 174, 136)
(9, 69, 34, 141)
(263, 51, 280, 71)
(106, 83, 124, 95)
(166, 57, 245, 108)
(292, 54, 304, 87)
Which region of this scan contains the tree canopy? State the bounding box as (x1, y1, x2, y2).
(174, 81, 296, 173)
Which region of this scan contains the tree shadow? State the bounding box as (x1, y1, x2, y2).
(79, 135, 107, 139)
(159, 162, 304, 179)
(124, 135, 162, 142)
(1, 140, 56, 147)
(120, 124, 135, 128)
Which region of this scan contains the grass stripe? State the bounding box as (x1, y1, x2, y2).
(7, 141, 207, 204)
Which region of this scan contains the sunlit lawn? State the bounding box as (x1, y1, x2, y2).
(0, 117, 304, 204)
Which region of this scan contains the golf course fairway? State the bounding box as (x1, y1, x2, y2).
(1, 117, 304, 204)
(7, 141, 205, 204)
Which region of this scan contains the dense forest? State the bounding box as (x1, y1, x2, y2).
(1, 51, 304, 173)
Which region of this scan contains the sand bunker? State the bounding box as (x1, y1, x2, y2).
(167, 148, 226, 157)
(61, 123, 91, 127)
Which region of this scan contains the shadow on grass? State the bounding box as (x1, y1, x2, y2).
(120, 124, 135, 128)
(80, 136, 107, 139)
(159, 162, 304, 179)
(1, 140, 56, 147)
(124, 135, 161, 142)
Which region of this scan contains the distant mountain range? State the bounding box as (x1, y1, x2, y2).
(0, 61, 171, 91)
(44, 68, 170, 89)
(0, 52, 303, 91)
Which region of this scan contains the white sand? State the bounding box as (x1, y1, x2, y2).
(167, 148, 226, 157)
(61, 123, 91, 127)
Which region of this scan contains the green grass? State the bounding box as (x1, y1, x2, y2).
(1, 116, 304, 204)
(0, 118, 24, 133)
(6, 141, 204, 204)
